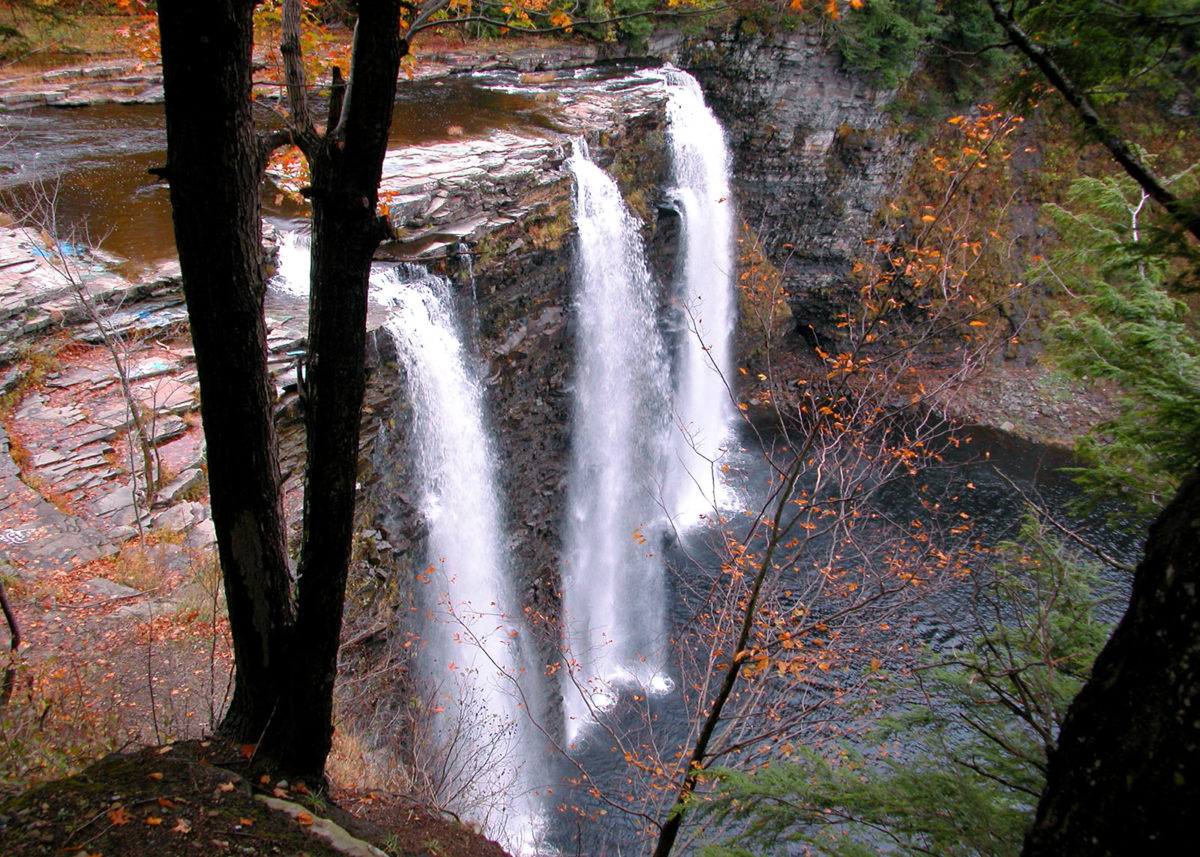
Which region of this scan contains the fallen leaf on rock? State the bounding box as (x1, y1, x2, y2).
(217, 782, 235, 793)
(296, 811, 314, 827)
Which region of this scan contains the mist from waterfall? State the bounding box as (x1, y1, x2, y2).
(561, 144, 673, 742)
(663, 69, 739, 527)
(373, 266, 545, 854)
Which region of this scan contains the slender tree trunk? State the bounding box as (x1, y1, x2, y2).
(986, 0, 1200, 242)
(261, 0, 404, 781)
(1, 575, 18, 707)
(157, 0, 295, 741)
(1022, 467, 1200, 855)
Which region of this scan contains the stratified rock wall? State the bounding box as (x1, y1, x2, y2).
(677, 27, 916, 347)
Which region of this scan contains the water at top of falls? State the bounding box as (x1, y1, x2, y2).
(374, 266, 547, 855)
(663, 69, 740, 528)
(561, 144, 674, 743)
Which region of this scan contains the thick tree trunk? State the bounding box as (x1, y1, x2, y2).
(158, 0, 295, 742)
(1022, 466, 1200, 855)
(260, 1, 404, 781)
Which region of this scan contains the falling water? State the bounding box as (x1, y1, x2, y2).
(373, 266, 545, 853)
(663, 70, 739, 527)
(561, 144, 673, 741)
(268, 227, 311, 298)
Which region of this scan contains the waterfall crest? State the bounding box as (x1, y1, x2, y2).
(374, 266, 544, 853)
(561, 144, 673, 741)
(663, 69, 739, 526)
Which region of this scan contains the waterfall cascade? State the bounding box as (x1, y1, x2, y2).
(263, 65, 741, 847)
(561, 144, 674, 741)
(663, 69, 739, 526)
(268, 227, 311, 298)
(374, 266, 545, 854)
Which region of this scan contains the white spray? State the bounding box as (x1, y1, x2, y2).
(663, 69, 739, 527)
(561, 144, 673, 743)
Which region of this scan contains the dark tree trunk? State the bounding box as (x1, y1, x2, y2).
(1022, 466, 1200, 855)
(157, 0, 295, 741)
(260, 1, 404, 781)
(160, 0, 404, 784)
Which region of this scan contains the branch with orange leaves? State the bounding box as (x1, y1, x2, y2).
(402, 0, 731, 40)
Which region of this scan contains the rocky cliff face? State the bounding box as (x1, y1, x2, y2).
(674, 27, 916, 347)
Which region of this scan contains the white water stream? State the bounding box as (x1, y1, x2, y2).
(561, 144, 674, 742)
(663, 69, 739, 527)
(268, 227, 311, 298)
(373, 266, 545, 853)
(268, 249, 545, 851)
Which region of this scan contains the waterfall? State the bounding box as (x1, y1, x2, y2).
(268, 227, 311, 298)
(663, 70, 739, 527)
(561, 144, 673, 742)
(374, 266, 544, 853)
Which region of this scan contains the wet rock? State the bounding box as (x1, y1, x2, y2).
(184, 519, 217, 552)
(95, 485, 136, 516)
(157, 468, 205, 506)
(82, 577, 141, 600)
(679, 29, 916, 346)
(0, 60, 164, 112)
(150, 501, 205, 533)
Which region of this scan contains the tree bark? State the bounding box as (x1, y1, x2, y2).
(1022, 466, 1200, 855)
(260, 0, 404, 781)
(157, 0, 295, 741)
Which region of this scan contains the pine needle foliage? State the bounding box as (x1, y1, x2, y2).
(1039, 169, 1200, 515)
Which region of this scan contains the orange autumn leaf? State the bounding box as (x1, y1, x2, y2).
(108, 806, 132, 826)
(217, 781, 236, 793)
(296, 811, 314, 827)
(145, 816, 164, 826)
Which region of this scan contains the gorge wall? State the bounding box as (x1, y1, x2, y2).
(672, 27, 915, 347)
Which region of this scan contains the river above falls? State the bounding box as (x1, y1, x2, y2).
(0, 63, 663, 276)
